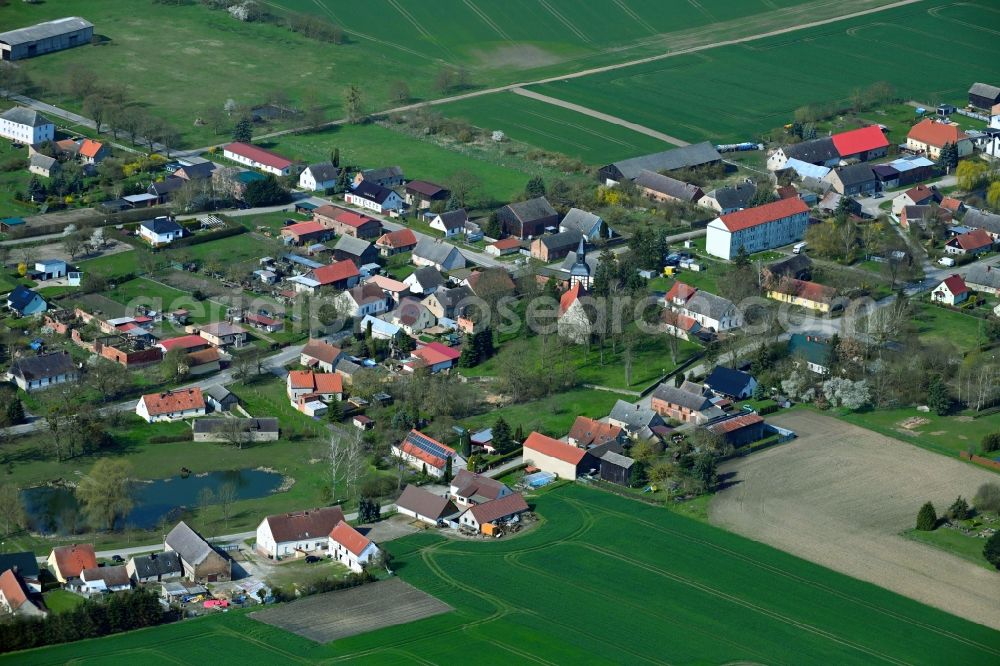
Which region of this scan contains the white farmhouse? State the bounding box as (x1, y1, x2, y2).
(299, 162, 340, 191)
(255, 507, 346, 560)
(706, 198, 810, 260)
(139, 217, 184, 246)
(328, 521, 380, 573)
(0, 107, 55, 144)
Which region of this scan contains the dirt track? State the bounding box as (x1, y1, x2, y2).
(711, 411, 1000, 630)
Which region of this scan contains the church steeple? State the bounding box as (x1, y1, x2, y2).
(569, 237, 590, 289)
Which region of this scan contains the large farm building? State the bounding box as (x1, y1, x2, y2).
(0, 17, 93, 61)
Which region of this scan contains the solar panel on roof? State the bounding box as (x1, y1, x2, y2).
(407, 431, 452, 460)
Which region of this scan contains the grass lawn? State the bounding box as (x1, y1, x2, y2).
(459, 386, 631, 438)
(0, 136, 34, 218)
(41, 589, 85, 614)
(166, 232, 285, 271)
(263, 557, 350, 591)
(903, 526, 997, 571)
(12, 484, 1000, 665)
(230, 375, 329, 440)
(912, 301, 989, 352)
(77, 249, 139, 278)
(833, 406, 1000, 459)
(258, 123, 549, 204)
(237, 211, 309, 236)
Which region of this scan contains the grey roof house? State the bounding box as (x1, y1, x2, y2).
(559, 208, 607, 240)
(10, 352, 79, 392)
(333, 235, 378, 265)
(164, 521, 231, 583)
(412, 238, 466, 272)
(126, 552, 182, 584)
(497, 197, 558, 239)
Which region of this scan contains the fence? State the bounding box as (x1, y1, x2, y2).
(959, 450, 1000, 472)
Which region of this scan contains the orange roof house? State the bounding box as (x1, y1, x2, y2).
(47, 544, 98, 583)
(766, 278, 838, 312)
(329, 521, 372, 557)
(136, 388, 206, 422)
(391, 429, 463, 478)
(79, 139, 107, 163)
(830, 125, 888, 158)
(523, 431, 596, 479)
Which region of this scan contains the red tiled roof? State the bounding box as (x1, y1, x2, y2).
(224, 142, 293, 170)
(831, 125, 888, 156)
(140, 388, 205, 416)
(265, 507, 346, 543)
(907, 119, 968, 149)
(661, 310, 699, 332)
(491, 237, 521, 250)
(49, 544, 97, 579)
(904, 184, 937, 204)
(949, 228, 993, 251)
(282, 221, 326, 237)
(708, 413, 764, 435)
(560, 282, 583, 314)
(568, 416, 622, 448)
(399, 441, 446, 469)
(467, 493, 529, 525)
(79, 139, 104, 159)
(158, 335, 206, 352)
(940, 274, 968, 296)
(186, 348, 220, 365)
(718, 198, 810, 233)
(666, 281, 697, 304)
(524, 431, 586, 465)
(334, 210, 379, 229)
(246, 313, 280, 327)
(939, 197, 964, 213)
(329, 520, 372, 556)
(0, 569, 29, 610)
(412, 342, 460, 366)
(288, 371, 342, 394)
(311, 260, 359, 285)
(772, 278, 837, 304)
(376, 228, 417, 248)
(301, 339, 342, 365)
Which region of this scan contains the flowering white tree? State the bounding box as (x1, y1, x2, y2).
(822, 377, 871, 410)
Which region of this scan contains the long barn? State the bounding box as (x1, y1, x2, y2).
(0, 17, 93, 61)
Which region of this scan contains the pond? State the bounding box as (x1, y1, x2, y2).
(21, 469, 283, 535)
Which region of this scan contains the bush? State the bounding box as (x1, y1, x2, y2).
(946, 496, 970, 521)
(973, 483, 1000, 512)
(982, 432, 1000, 453)
(149, 432, 193, 444)
(985, 532, 1000, 570)
(915, 501, 937, 531)
(359, 475, 397, 498)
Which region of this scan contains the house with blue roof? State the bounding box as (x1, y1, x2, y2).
(6, 285, 47, 316)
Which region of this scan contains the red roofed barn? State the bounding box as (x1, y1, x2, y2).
(223, 142, 294, 176)
(523, 431, 597, 479)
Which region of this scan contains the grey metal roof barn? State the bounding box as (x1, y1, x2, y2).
(11, 352, 76, 383)
(634, 170, 703, 202)
(651, 384, 715, 412)
(599, 142, 722, 183)
(782, 138, 839, 165)
(0, 17, 93, 60)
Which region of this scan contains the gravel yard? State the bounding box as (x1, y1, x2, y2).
(711, 411, 1000, 630)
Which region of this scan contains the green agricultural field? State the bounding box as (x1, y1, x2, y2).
(257, 123, 557, 204)
(528, 2, 1000, 144)
(436, 92, 671, 163)
(11, 485, 1000, 665)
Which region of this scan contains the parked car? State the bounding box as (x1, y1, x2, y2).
(203, 599, 229, 609)
(305, 555, 322, 563)
(111, 555, 125, 563)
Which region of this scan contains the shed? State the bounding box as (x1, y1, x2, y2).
(599, 451, 636, 486)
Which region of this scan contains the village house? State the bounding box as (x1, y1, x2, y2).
(345, 180, 404, 214)
(900, 205, 950, 231)
(412, 238, 466, 272)
(405, 342, 461, 373)
(387, 298, 436, 335)
(931, 274, 969, 306)
(245, 312, 282, 333)
(0, 107, 55, 144)
(559, 208, 607, 240)
(497, 197, 558, 239)
(78, 138, 108, 164)
(457, 494, 530, 535)
(661, 309, 701, 341)
(299, 162, 340, 191)
(393, 429, 467, 478)
(964, 264, 1000, 295)
(157, 334, 210, 355)
(47, 544, 97, 585)
(485, 237, 522, 257)
(704, 366, 758, 400)
(766, 278, 839, 313)
(139, 217, 184, 246)
(354, 166, 404, 189)
(164, 521, 231, 583)
(313, 205, 383, 239)
(421, 285, 473, 320)
(523, 431, 597, 479)
(300, 339, 344, 372)
(290, 260, 360, 294)
(892, 184, 941, 216)
(634, 170, 703, 204)
(126, 552, 182, 584)
(706, 197, 811, 260)
(366, 274, 410, 304)
(404, 266, 446, 295)
(9, 351, 78, 392)
(333, 235, 379, 266)
(80, 566, 131, 594)
(185, 347, 222, 375)
(0, 570, 45, 617)
(281, 221, 331, 246)
(328, 521, 381, 573)
(823, 163, 878, 196)
(404, 180, 450, 208)
(945, 228, 993, 256)
(395, 485, 459, 526)
(699, 182, 757, 214)
(194, 321, 247, 348)
(608, 400, 665, 441)
(766, 137, 840, 171)
(286, 371, 343, 416)
(136, 388, 206, 423)
(706, 413, 766, 448)
(173, 162, 215, 181)
(567, 416, 627, 449)
(6, 285, 47, 316)
(650, 383, 723, 425)
(906, 119, 972, 160)
(430, 209, 468, 238)
(449, 469, 513, 507)
(789, 333, 833, 374)
(28, 153, 59, 178)
(530, 230, 583, 262)
(255, 506, 346, 559)
(0, 552, 41, 593)
(147, 177, 185, 204)
(963, 208, 1000, 241)
(335, 283, 392, 319)
(666, 282, 742, 333)
(463, 267, 517, 299)
(599, 142, 721, 185)
(222, 142, 294, 176)
(192, 418, 279, 443)
(375, 228, 418, 256)
(830, 124, 889, 162)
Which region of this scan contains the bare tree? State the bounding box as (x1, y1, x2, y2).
(215, 418, 251, 450)
(83, 94, 108, 134)
(343, 428, 366, 500)
(217, 481, 237, 530)
(0, 483, 26, 537)
(329, 432, 350, 503)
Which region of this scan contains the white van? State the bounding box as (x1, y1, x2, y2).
(792, 242, 807, 254)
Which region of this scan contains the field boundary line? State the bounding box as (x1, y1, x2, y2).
(511, 88, 689, 146)
(535, 0, 591, 43)
(461, 0, 512, 41)
(612, 0, 658, 34)
(565, 495, 1000, 657)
